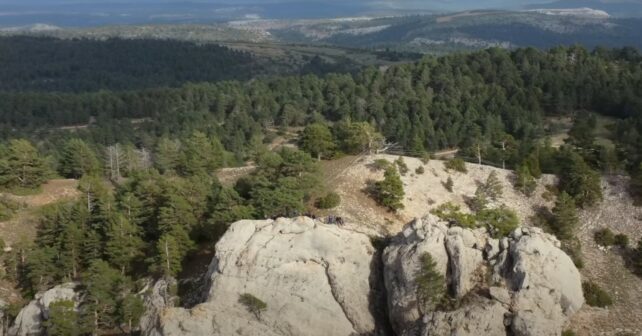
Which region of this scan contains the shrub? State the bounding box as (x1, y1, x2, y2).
(594, 228, 615, 247)
(477, 206, 519, 238)
(444, 176, 454, 192)
(372, 159, 391, 171)
(415, 253, 446, 313)
(239, 293, 267, 319)
(444, 158, 467, 173)
(395, 157, 409, 176)
(562, 330, 577, 336)
(614, 234, 629, 248)
(582, 281, 613, 307)
(415, 166, 425, 175)
(315, 192, 341, 209)
(431, 202, 476, 228)
(0, 196, 22, 221)
(420, 153, 431, 164)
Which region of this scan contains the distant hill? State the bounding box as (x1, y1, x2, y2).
(526, 0, 642, 17)
(265, 11, 642, 53)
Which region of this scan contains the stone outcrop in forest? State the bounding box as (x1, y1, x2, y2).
(8, 283, 79, 336)
(383, 215, 584, 336)
(8, 216, 583, 336)
(143, 217, 385, 336)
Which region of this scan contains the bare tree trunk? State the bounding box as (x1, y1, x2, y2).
(501, 140, 506, 170)
(165, 240, 171, 274)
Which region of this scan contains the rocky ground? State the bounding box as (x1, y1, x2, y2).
(569, 177, 642, 336)
(327, 154, 555, 234)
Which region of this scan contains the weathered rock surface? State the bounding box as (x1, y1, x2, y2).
(1, 299, 7, 336)
(143, 217, 380, 336)
(139, 278, 178, 336)
(8, 283, 78, 336)
(384, 214, 584, 336)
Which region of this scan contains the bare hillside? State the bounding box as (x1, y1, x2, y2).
(570, 177, 642, 336)
(326, 154, 555, 234)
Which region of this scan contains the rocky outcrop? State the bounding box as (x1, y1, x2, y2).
(139, 278, 177, 336)
(384, 215, 584, 336)
(144, 217, 381, 336)
(1, 299, 7, 336)
(8, 283, 79, 336)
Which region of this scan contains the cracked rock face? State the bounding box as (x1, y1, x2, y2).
(144, 217, 379, 336)
(383, 215, 584, 336)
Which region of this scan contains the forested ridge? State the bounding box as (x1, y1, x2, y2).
(0, 36, 360, 93)
(2, 44, 642, 335)
(2, 45, 641, 167)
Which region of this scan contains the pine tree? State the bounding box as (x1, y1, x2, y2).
(373, 166, 405, 211)
(155, 137, 181, 174)
(559, 152, 602, 207)
(180, 131, 225, 176)
(482, 171, 503, 201)
(82, 260, 130, 333)
(0, 139, 48, 190)
(299, 123, 336, 160)
(415, 253, 445, 313)
(515, 164, 536, 196)
(44, 300, 80, 336)
(156, 233, 185, 277)
(105, 214, 144, 274)
(59, 139, 101, 178)
(552, 192, 579, 240)
(118, 294, 145, 334)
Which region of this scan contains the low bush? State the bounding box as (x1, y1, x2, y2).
(444, 158, 467, 173)
(371, 159, 391, 171)
(614, 233, 629, 248)
(444, 176, 454, 192)
(415, 166, 425, 175)
(594, 228, 615, 246)
(315, 192, 341, 209)
(431, 202, 476, 228)
(582, 281, 613, 307)
(239, 293, 267, 319)
(477, 206, 519, 238)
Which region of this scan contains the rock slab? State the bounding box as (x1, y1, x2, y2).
(144, 217, 379, 336)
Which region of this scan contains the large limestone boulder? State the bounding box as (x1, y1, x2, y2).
(144, 217, 380, 336)
(384, 215, 584, 336)
(8, 283, 79, 336)
(508, 228, 584, 336)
